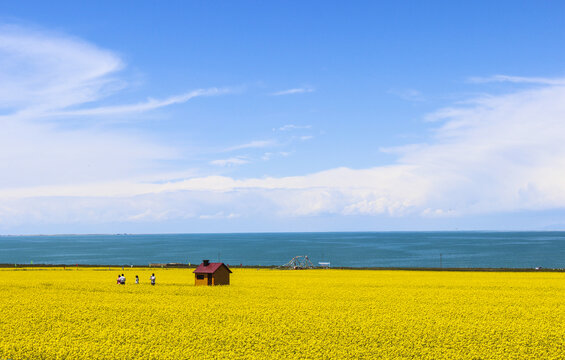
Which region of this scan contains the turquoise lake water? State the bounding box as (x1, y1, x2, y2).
(1, 232, 565, 268)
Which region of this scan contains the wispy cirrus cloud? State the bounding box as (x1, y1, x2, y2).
(224, 140, 276, 152)
(48, 88, 228, 117)
(0, 24, 123, 113)
(271, 87, 314, 96)
(0, 25, 226, 120)
(276, 124, 312, 131)
(468, 74, 565, 86)
(299, 135, 313, 141)
(0, 24, 225, 190)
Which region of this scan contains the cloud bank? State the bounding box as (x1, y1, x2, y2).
(2, 25, 565, 230)
(9, 78, 564, 225)
(4, 74, 565, 226)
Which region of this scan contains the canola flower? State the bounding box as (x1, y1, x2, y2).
(1, 268, 565, 359)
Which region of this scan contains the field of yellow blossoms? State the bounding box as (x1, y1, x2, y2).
(1, 268, 565, 359)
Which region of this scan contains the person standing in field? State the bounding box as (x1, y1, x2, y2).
(135, 275, 139, 284)
(120, 274, 126, 285)
(117, 274, 121, 284)
(150, 273, 156, 286)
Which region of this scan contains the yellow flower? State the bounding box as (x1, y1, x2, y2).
(0, 268, 564, 359)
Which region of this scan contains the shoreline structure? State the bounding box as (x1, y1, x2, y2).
(1, 263, 563, 272)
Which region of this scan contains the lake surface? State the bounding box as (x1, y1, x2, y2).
(1, 232, 565, 268)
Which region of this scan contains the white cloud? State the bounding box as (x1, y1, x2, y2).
(0, 25, 178, 188)
(224, 140, 276, 152)
(271, 87, 314, 96)
(276, 124, 312, 131)
(0, 25, 226, 120)
(0, 25, 224, 190)
(0, 120, 177, 188)
(4, 75, 565, 226)
(210, 157, 249, 167)
(262, 151, 291, 161)
(199, 212, 240, 220)
(3, 27, 565, 232)
(0, 25, 123, 113)
(48, 88, 228, 117)
(468, 74, 565, 86)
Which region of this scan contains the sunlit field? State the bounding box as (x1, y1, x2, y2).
(1, 268, 564, 359)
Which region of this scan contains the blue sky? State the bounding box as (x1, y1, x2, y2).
(1, 1, 565, 233)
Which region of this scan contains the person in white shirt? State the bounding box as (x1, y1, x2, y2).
(120, 274, 126, 285)
(135, 275, 139, 284)
(150, 273, 156, 286)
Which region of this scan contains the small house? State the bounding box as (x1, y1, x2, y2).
(193, 260, 232, 286)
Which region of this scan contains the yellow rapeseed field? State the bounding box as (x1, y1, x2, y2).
(1, 268, 564, 359)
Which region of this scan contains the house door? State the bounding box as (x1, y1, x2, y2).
(207, 273, 212, 285)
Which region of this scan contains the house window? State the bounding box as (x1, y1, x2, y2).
(196, 274, 205, 280)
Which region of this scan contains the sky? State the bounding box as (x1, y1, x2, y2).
(1, 1, 565, 234)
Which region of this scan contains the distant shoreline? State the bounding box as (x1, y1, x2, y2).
(1, 263, 563, 272)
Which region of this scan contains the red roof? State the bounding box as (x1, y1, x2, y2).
(193, 262, 232, 274)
